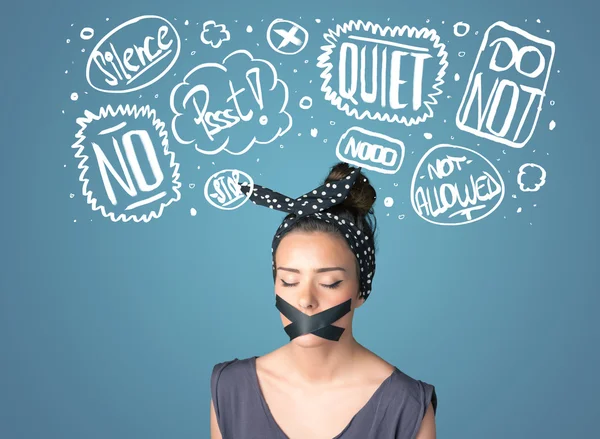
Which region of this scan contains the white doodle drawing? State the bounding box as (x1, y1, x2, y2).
(317, 20, 448, 126)
(517, 163, 546, 192)
(549, 120, 556, 130)
(170, 49, 292, 155)
(456, 21, 555, 148)
(336, 126, 405, 174)
(410, 144, 505, 226)
(384, 197, 394, 207)
(86, 15, 181, 93)
(72, 104, 181, 222)
(299, 96, 313, 109)
(80, 27, 94, 40)
(204, 169, 254, 210)
(453, 22, 470, 37)
(267, 19, 309, 55)
(311, 128, 318, 137)
(200, 20, 230, 48)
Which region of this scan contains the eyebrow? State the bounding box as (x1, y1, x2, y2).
(277, 266, 347, 273)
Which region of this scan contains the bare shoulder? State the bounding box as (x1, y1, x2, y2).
(255, 348, 291, 385)
(356, 348, 397, 384)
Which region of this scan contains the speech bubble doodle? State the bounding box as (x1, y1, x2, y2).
(517, 163, 546, 192)
(86, 15, 181, 94)
(204, 169, 254, 210)
(72, 104, 181, 222)
(170, 49, 292, 155)
(200, 20, 230, 48)
(336, 126, 405, 174)
(267, 19, 309, 55)
(410, 144, 505, 225)
(317, 20, 448, 126)
(456, 21, 555, 148)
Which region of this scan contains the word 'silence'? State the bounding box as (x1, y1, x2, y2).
(86, 15, 180, 93)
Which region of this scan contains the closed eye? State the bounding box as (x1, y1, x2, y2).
(280, 280, 343, 289)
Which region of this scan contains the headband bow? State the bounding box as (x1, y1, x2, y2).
(238, 167, 375, 301)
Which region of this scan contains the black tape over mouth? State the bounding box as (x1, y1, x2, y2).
(275, 295, 352, 341)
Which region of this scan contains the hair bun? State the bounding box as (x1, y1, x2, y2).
(324, 162, 376, 217)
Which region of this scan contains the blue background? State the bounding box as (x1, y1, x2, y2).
(1, 0, 598, 438)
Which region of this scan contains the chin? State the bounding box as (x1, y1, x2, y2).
(290, 333, 333, 347)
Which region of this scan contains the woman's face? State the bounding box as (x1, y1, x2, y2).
(274, 231, 364, 346)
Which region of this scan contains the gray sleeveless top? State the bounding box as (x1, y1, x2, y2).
(211, 356, 437, 439)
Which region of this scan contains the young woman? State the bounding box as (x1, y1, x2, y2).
(210, 162, 437, 439)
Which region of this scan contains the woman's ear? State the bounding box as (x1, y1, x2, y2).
(354, 293, 366, 309)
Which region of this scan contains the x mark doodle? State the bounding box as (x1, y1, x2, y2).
(274, 25, 304, 49)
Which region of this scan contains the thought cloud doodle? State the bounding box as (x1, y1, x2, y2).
(317, 20, 448, 126)
(517, 163, 547, 192)
(72, 104, 181, 222)
(204, 169, 254, 210)
(336, 127, 405, 174)
(200, 20, 230, 48)
(456, 21, 555, 148)
(170, 49, 292, 155)
(410, 144, 505, 225)
(267, 19, 309, 55)
(86, 15, 181, 94)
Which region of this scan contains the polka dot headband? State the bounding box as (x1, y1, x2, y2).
(238, 168, 376, 301)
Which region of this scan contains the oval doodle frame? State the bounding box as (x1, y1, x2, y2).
(85, 15, 181, 94)
(410, 144, 505, 226)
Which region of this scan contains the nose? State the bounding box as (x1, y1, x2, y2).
(297, 288, 317, 312)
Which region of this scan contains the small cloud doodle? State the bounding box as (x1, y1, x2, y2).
(200, 20, 230, 49)
(517, 163, 547, 192)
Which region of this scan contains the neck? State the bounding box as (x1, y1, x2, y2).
(282, 331, 366, 387)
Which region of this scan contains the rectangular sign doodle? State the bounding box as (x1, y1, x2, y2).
(456, 21, 555, 148)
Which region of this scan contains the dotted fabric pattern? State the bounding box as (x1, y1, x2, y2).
(238, 168, 376, 301)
